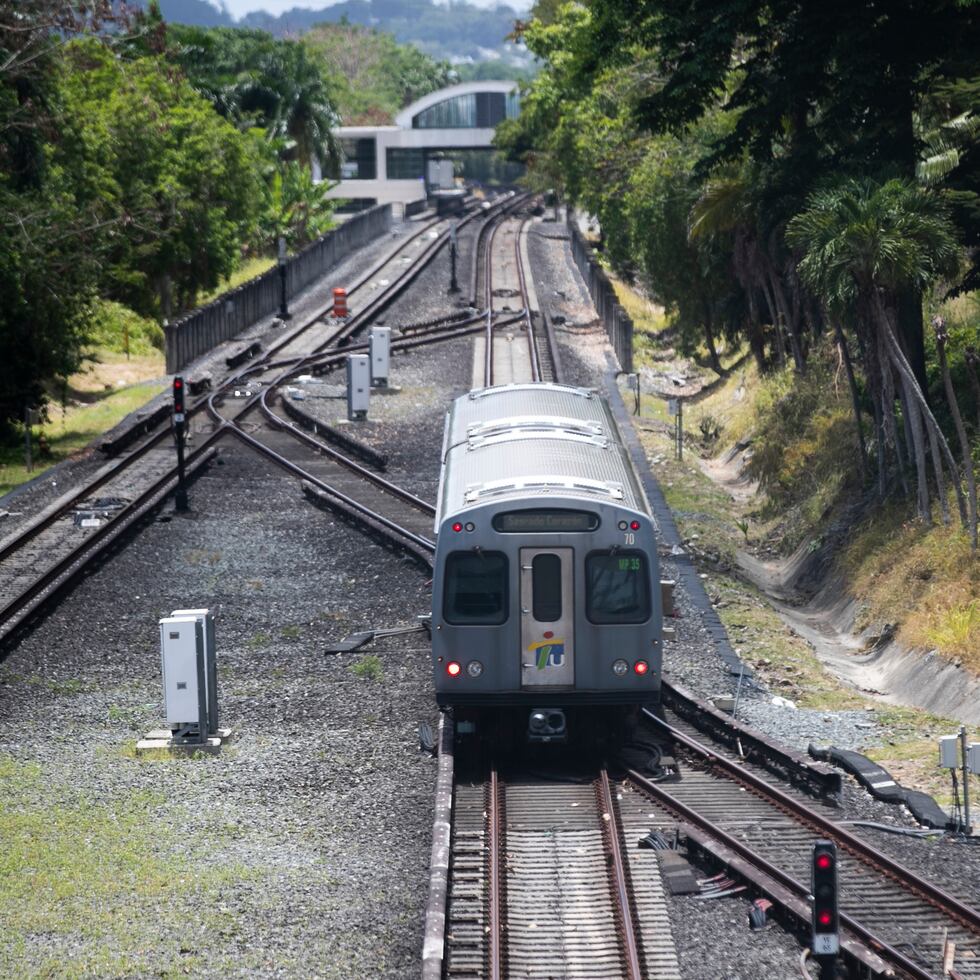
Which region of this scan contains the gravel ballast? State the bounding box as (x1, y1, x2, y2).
(1, 207, 977, 980)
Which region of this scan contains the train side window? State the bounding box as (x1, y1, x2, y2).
(444, 551, 508, 625)
(532, 553, 562, 622)
(586, 551, 650, 624)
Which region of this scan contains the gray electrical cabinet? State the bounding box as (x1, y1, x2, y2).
(172, 607, 218, 733)
(370, 327, 391, 387)
(159, 607, 218, 740)
(347, 353, 370, 419)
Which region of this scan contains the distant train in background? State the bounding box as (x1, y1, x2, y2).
(430, 383, 663, 745)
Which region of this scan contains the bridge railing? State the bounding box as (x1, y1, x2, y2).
(165, 204, 392, 373)
(566, 210, 634, 374)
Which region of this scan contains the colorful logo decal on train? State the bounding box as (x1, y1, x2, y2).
(528, 638, 565, 670)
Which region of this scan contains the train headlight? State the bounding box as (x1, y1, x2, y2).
(464, 522, 475, 532)
(466, 660, 483, 678)
(446, 661, 461, 677)
(634, 660, 649, 675)
(612, 659, 629, 676)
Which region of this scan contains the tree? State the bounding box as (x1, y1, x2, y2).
(56, 40, 262, 316)
(159, 24, 341, 172)
(304, 22, 454, 125)
(787, 178, 964, 524)
(0, 1, 122, 434)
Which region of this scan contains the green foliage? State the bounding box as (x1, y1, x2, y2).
(54, 39, 262, 318)
(259, 159, 336, 251)
(87, 300, 164, 356)
(350, 654, 383, 681)
(146, 23, 341, 172)
(304, 22, 454, 125)
(745, 354, 863, 522)
(788, 179, 962, 310)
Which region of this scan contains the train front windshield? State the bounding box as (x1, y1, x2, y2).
(585, 551, 651, 623)
(443, 551, 508, 624)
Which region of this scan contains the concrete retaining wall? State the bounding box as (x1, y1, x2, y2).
(165, 204, 392, 373)
(566, 211, 634, 373)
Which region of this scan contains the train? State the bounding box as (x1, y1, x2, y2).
(430, 382, 663, 745)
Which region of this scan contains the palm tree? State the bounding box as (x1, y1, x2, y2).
(690, 173, 808, 373)
(787, 178, 965, 525)
(258, 44, 340, 174)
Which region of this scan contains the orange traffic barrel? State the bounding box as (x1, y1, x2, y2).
(332, 287, 349, 318)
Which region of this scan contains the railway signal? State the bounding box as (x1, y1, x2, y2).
(448, 221, 460, 294)
(811, 840, 840, 978)
(172, 376, 189, 512)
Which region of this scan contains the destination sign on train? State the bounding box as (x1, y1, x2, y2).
(493, 510, 599, 532)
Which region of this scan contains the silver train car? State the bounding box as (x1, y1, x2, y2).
(430, 383, 663, 743)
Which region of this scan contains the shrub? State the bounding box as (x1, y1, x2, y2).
(745, 350, 863, 523)
(87, 300, 164, 356)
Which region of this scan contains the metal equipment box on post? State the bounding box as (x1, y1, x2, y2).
(347, 353, 370, 419)
(159, 614, 208, 740)
(171, 607, 218, 734)
(370, 327, 391, 387)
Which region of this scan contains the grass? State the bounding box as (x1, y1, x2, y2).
(843, 504, 980, 672)
(350, 654, 383, 681)
(0, 380, 165, 497)
(195, 255, 277, 308)
(246, 632, 272, 652)
(281, 625, 302, 640)
(0, 753, 254, 977)
(607, 273, 978, 808)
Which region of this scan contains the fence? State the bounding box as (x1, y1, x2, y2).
(165, 204, 392, 373)
(566, 210, 634, 373)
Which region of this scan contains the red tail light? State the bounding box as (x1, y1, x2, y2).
(446, 661, 461, 677)
(634, 660, 649, 675)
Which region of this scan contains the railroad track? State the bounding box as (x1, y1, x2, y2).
(0, 196, 514, 649)
(623, 709, 980, 980)
(478, 197, 563, 389)
(445, 762, 680, 980)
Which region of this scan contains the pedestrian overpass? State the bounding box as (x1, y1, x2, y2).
(323, 81, 520, 209)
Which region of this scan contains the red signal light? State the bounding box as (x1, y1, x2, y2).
(630, 520, 640, 530)
(173, 376, 185, 414)
(451, 522, 463, 533)
(817, 910, 833, 927)
(634, 660, 649, 675)
(446, 661, 461, 677)
(816, 853, 833, 870)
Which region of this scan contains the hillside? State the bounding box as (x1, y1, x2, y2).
(148, 0, 532, 65)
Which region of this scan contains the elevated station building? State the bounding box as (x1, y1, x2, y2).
(323, 80, 520, 211)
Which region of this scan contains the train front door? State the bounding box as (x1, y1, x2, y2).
(519, 548, 575, 687)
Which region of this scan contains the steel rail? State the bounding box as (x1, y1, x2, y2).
(221, 425, 436, 553)
(257, 387, 436, 515)
(514, 216, 542, 383)
(487, 766, 504, 980)
(0, 449, 218, 641)
(598, 767, 644, 980)
(643, 708, 980, 936)
(628, 767, 936, 980)
(0, 208, 456, 568)
(483, 216, 502, 388)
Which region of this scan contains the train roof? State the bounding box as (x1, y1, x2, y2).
(436, 383, 649, 522)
